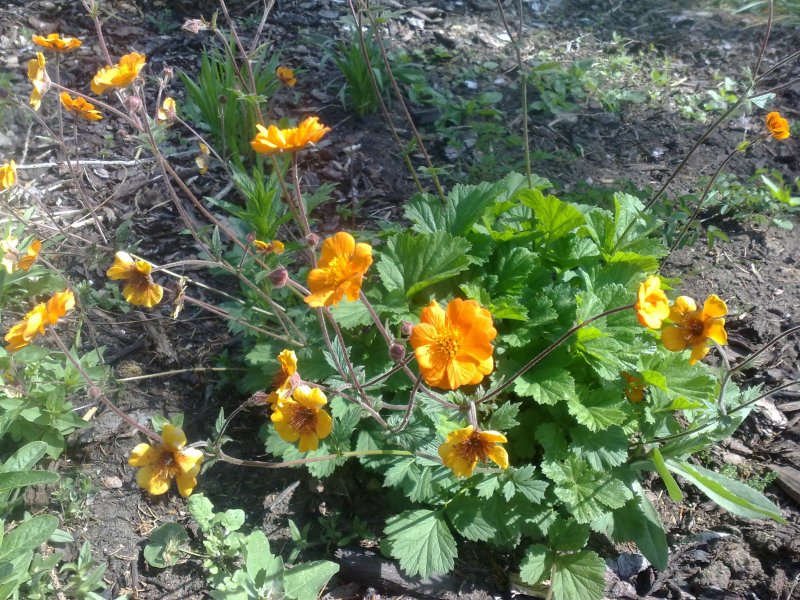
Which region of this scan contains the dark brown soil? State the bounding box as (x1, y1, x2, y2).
(1, 0, 799, 598)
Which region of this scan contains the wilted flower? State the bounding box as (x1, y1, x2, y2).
(60, 93, 102, 121)
(182, 18, 210, 35)
(106, 251, 164, 307)
(439, 426, 509, 478)
(196, 143, 210, 174)
(3, 289, 75, 352)
(766, 111, 790, 140)
(661, 295, 727, 365)
(156, 97, 176, 125)
(27, 52, 49, 111)
(271, 385, 333, 452)
(128, 424, 204, 497)
(635, 276, 670, 329)
(32, 33, 82, 52)
(410, 298, 497, 390)
(276, 66, 297, 87)
(622, 372, 646, 403)
(250, 116, 330, 155)
(253, 239, 285, 255)
(91, 52, 146, 94)
(304, 232, 372, 308)
(0, 160, 17, 191)
(16, 239, 42, 272)
(267, 349, 300, 406)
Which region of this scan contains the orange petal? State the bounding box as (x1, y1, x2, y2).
(702, 295, 727, 320)
(660, 326, 688, 352)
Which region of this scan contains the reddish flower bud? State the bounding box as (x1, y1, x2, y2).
(270, 267, 288, 288)
(400, 321, 414, 337)
(389, 342, 405, 362)
(306, 233, 320, 248)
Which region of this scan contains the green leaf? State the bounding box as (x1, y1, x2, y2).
(519, 544, 552, 585)
(405, 182, 502, 235)
(570, 425, 628, 469)
(187, 493, 215, 530)
(0, 442, 47, 472)
(552, 550, 606, 600)
(446, 494, 498, 542)
(244, 530, 283, 589)
(0, 471, 59, 493)
(610, 482, 668, 570)
(487, 402, 521, 431)
(284, 560, 339, 600)
(515, 367, 576, 405)
(567, 389, 628, 432)
(329, 299, 372, 329)
(665, 460, 785, 523)
(0, 515, 58, 558)
(651, 448, 683, 502)
(377, 231, 472, 298)
(384, 509, 457, 578)
(520, 190, 585, 243)
(143, 523, 189, 568)
(508, 465, 549, 503)
(549, 518, 590, 552)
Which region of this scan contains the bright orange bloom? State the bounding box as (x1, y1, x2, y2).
(17, 239, 42, 271)
(622, 372, 646, 403)
(766, 111, 790, 140)
(32, 33, 82, 52)
(305, 232, 372, 307)
(635, 276, 670, 329)
(195, 143, 210, 174)
(3, 289, 74, 352)
(0, 160, 16, 191)
(271, 385, 333, 452)
(276, 66, 297, 87)
(128, 424, 204, 497)
(410, 299, 497, 390)
(250, 116, 330, 155)
(1, 237, 39, 273)
(91, 52, 146, 94)
(27, 52, 48, 111)
(253, 239, 285, 255)
(156, 97, 176, 125)
(439, 426, 509, 478)
(60, 93, 102, 121)
(267, 349, 300, 406)
(106, 251, 164, 307)
(661, 295, 727, 365)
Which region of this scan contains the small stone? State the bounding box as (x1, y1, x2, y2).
(102, 475, 123, 489)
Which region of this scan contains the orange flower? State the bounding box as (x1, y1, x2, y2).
(410, 298, 497, 390)
(267, 349, 300, 406)
(766, 111, 790, 140)
(32, 33, 82, 52)
(276, 66, 297, 87)
(156, 97, 176, 125)
(91, 52, 146, 94)
(17, 239, 42, 271)
(271, 385, 333, 452)
(0, 160, 16, 191)
(635, 276, 670, 329)
(250, 116, 330, 155)
(1, 237, 39, 273)
(661, 295, 727, 365)
(27, 52, 48, 111)
(60, 93, 102, 121)
(439, 426, 509, 478)
(305, 232, 372, 308)
(622, 372, 646, 403)
(195, 143, 210, 174)
(128, 424, 204, 497)
(253, 239, 285, 255)
(106, 251, 164, 307)
(3, 289, 74, 352)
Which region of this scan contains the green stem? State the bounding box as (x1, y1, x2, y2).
(216, 448, 413, 469)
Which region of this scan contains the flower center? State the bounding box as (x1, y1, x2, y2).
(289, 406, 317, 433)
(457, 432, 491, 463)
(433, 327, 461, 360)
(681, 312, 707, 344)
(323, 256, 350, 287)
(157, 452, 179, 481)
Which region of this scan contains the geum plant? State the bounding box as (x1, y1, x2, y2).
(2, 2, 795, 599)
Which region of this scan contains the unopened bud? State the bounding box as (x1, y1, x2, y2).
(162, 66, 174, 80)
(269, 267, 288, 288)
(217, 94, 227, 106)
(88, 386, 102, 399)
(400, 321, 414, 337)
(248, 390, 269, 405)
(389, 342, 405, 362)
(306, 233, 320, 247)
(127, 95, 142, 113)
(246, 232, 257, 243)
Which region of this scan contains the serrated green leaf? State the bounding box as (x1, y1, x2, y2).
(446, 495, 498, 542)
(515, 367, 576, 405)
(549, 518, 590, 552)
(519, 544, 552, 585)
(509, 465, 549, 502)
(552, 550, 606, 600)
(476, 474, 502, 499)
(570, 425, 628, 469)
(520, 190, 585, 243)
(384, 509, 457, 578)
(377, 231, 472, 297)
(329, 299, 372, 329)
(284, 560, 339, 600)
(567, 389, 628, 432)
(405, 182, 502, 235)
(488, 402, 521, 431)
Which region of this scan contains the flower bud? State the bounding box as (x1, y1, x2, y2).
(182, 19, 208, 34)
(162, 66, 174, 80)
(248, 390, 269, 405)
(88, 386, 102, 399)
(389, 342, 405, 362)
(127, 95, 142, 113)
(306, 233, 320, 248)
(400, 321, 414, 337)
(269, 266, 288, 288)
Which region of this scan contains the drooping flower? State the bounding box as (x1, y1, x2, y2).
(271, 385, 333, 452)
(439, 426, 509, 478)
(253, 239, 285, 255)
(276, 66, 297, 87)
(32, 33, 82, 52)
(0, 160, 16, 191)
(17, 239, 42, 271)
(106, 251, 164, 307)
(250, 116, 330, 155)
(410, 298, 497, 390)
(766, 111, 790, 140)
(1, 236, 39, 273)
(27, 52, 49, 111)
(622, 372, 646, 403)
(661, 295, 727, 365)
(305, 232, 372, 308)
(3, 289, 74, 352)
(266, 349, 300, 406)
(156, 97, 176, 125)
(635, 276, 670, 329)
(91, 52, 146, 94)
(195, 143, 210, 174)
(60, 93, 103, 121)
(128, 423, 204, 497)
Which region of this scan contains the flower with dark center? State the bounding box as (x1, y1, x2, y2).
(271, 385, 332, 452)
(661, 295, 727, 365)
(106, 251, 164, 307)
(128, 424, 204, 497)
(439, 426, 508, 477)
